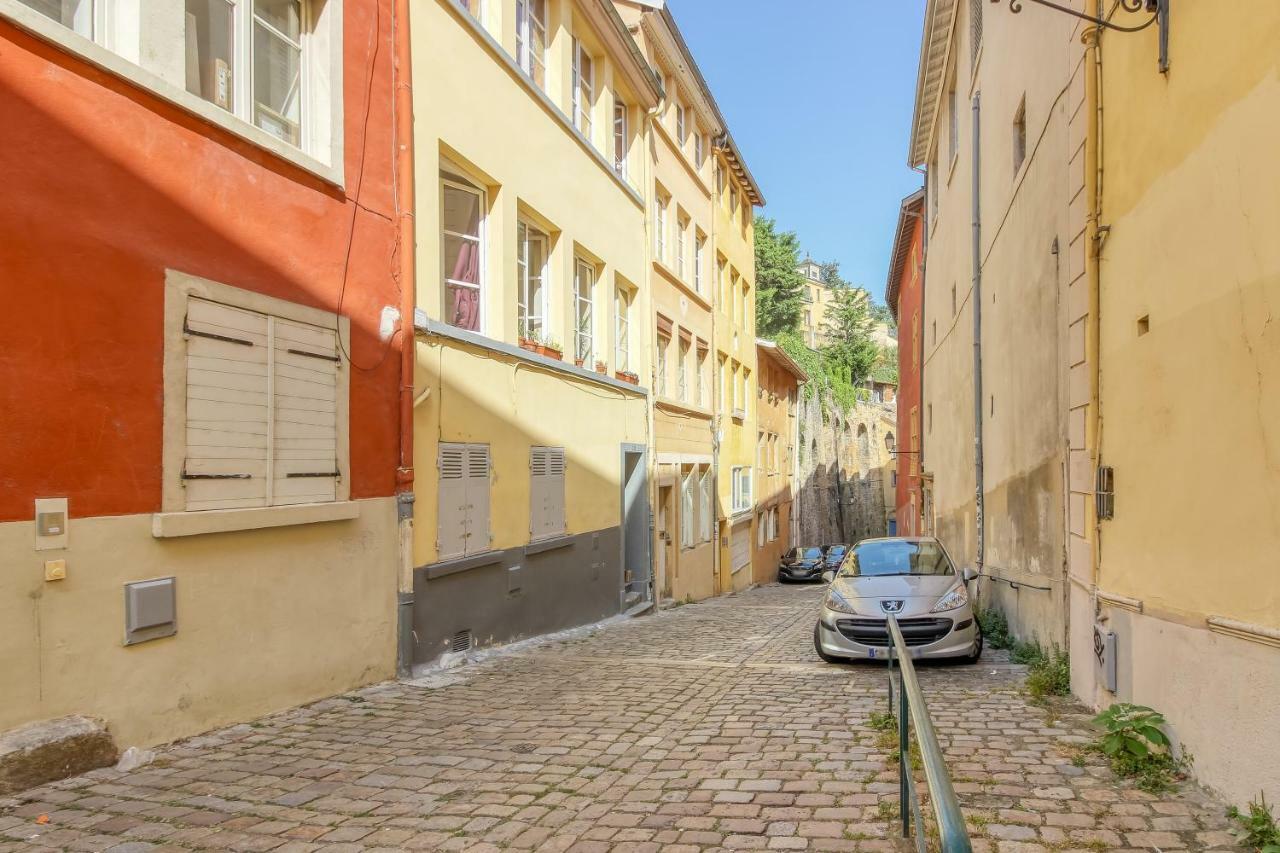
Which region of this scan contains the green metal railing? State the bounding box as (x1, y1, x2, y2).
(885, 616, 973, 852)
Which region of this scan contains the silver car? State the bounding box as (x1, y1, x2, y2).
(813, 537, 982, 664)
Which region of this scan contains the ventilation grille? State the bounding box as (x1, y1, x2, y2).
(451, 629, 473, 653)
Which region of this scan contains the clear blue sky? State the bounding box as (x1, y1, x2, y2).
(670, 0, 925, 304)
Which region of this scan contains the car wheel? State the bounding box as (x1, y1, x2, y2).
(965, 627, 984, 664)
(813, 623, 847, 664)
(777, 576, 789, 585)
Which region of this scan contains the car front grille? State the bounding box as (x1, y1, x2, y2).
(834, 617, 954, 647)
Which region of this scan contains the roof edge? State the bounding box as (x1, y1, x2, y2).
(756, 338, 808, 382)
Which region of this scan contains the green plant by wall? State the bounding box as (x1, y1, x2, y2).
(1091, 703, 1189, 794)
(976, 607, 1013, 649)
(1023, 644, 1070, 699)
(1227, 794, 1280, 852)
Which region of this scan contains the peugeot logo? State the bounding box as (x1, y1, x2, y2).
(880, 600, 905, 614)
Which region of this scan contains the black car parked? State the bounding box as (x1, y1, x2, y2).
(778, 546, 826, 583)
(821, 544, 850, 572)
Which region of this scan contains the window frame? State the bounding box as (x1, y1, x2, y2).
(159, 269, 351, 523)
(654, 190, 668, 263)
(515, 0, 547, 90)
(573, 256, 596, 364)
(675, 214, 687, 280)
(614, 285, 631, 372)
(613, 98, 629, 179)
(571, 36, 594, 140)
(516, 219, 548, 340)
(693, 233, 705, 296)
(441, 173, 487, 335)
(676, 334, 690, 402)
(656, 332, 670, 397)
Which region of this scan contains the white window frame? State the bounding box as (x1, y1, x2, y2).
(675, 101, 686, 145)
(156, 270, 352, 536)
(676, 335, 689, 402)
(614, 286, 631, 372)
(571, 37, 594, 140)
(515, 0, 546, 89)
(693, 234, 705, 295)
(657, 333, 670, 397)
(696, 344, 707, 407)
(441, 174, 486, 335)
(693, 125, 704, 166)
(574, 258, 595, 364)
(675, 216, 687, 280)
(730, 466, 752, 515)
(516, 220, 548, 340)
(613, 99, 629, 179)
(654, 193, 667, 263)
(699, 468, 714, 542)
(0, 0, 343, 183)
(680, 467, 696, 550)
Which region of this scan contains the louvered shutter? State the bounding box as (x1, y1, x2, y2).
(272, 317, 340, 505)
(680, 471, 695, 549)
(438, 444, 467, 559)
(545, 447, 565, 537)
(183, 298, 270, 511)
(530, 446, 549, 538)
(465, 444, 491, 555)
(731, 518, 751, 571)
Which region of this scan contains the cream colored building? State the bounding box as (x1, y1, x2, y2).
(407, 0, 662, 661)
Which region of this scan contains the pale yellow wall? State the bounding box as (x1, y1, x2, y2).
(752, 349, 800, 583)
(1089, 1, 1280, 806)
(0, 503, 397, 748)
(919, 0, 1071, 643)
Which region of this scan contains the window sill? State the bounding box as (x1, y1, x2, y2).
(655, 397, 713, 419)
(152, 501, 360, 538)
(525, 534, 573, 556)
(652, 260, 711, 312)
(0, 2, 343, 187)
(731, 408, 747, 422)
(422, 550, 504, 580)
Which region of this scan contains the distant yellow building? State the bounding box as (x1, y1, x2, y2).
(752, 340, 806, 583)
(797, 259, 835, 348)
(407, 0, 662, 662)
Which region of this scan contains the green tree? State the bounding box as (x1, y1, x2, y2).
(821, 286, 881, 388)
(753, 218, 805, 336)
(819, 260, 852, 290)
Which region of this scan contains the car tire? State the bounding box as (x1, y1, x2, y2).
(777, 576, 789, 585)
(813, 623, 847, 664)
(965, 627, 984, 664)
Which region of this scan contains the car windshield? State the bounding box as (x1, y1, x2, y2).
(825, 546, 848, 557)
(838, 540, 955, 577)
(792, 547, 823, 560)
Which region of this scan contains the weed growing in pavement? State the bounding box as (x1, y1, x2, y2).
(1227, 793, 1280, 852)
(1022, 644, 1071, 699)
(976, 607, 1013, 649)
(868, 710, 896, 732)
(1090, 702, 1190, 794)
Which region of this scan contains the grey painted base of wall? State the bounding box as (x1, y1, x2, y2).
(411, 527, 623, 666)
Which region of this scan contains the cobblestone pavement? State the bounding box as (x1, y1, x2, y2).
(1, 584, 1244, 852)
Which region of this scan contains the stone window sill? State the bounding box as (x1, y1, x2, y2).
(152, 501, 360, 538)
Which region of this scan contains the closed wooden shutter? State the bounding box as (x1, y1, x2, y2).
(465, 444, 491, 554)
(438, 444, 467, 559)
(183, 298, 270, 511)
(272, 317, 340, 505)
(731, 518, 751, 571)
(680, 470, 695, 549)
(544, 447, 565, 537)
(530, 446, 566, 540)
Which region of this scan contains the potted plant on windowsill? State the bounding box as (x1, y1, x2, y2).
(536, 335, 562, 361)
(616, 370, 640, 385)
(594, 360, 608, 375)
(518, 323, 538, 353)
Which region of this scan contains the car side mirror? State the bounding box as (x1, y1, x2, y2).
(821, 571, 835, 584)
(963, 567, 978, 583)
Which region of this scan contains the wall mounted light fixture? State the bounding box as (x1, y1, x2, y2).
(989, 0, 1169, 73)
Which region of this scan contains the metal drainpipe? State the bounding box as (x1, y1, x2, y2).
(970, 92, 986, 583)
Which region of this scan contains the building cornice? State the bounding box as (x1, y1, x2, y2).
(885, 188, 926, 321)
(756, 338, 808, 383)
(577, 0, 664, 108)
(908, 0, 959, 167)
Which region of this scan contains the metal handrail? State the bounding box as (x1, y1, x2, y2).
(886, 616, 973, 852)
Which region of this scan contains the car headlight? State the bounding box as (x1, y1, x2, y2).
(823, 588, 859, 614)
(931, 583, 969, 613)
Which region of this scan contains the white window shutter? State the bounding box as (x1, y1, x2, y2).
(271, 317, 339, 505)
(547, 447, 565, 536)
(530, 446, 548, 538)
(465, 444, 491, 554)
(438, 443, 467, 559)
(183, 298, 270, 511)
(681, 472, 694, 549)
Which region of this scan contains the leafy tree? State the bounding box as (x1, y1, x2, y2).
(819, 260, 852, 290)
(821, 286, 881, 388)
(753, 218, 805, 336)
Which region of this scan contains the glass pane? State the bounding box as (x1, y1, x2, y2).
(442, 185, 480, 238)
(255, 0, 300, 40)
(253, 21, 301, 145)
(184, 0, 235, 112)
(18, 0, 92, 37)
(447, 284, 481, 332)
(443, 234, 479, 286)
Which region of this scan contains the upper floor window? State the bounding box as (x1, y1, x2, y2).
(442, 173, 485, 333)
(654, 190, 669, 263)
(657, 333, 670, 397)
(614, 287, 631, 372)
(677, 334, 690, 402)
(457, 0, 482, 18)
(515, 0, 547, 89)
(694, 233, 706, 296)
(571, 38, 594, 140)
(516, 220, 547, 341)
(613, 100, 628, 179)
(574, 258, 595, 364)
(675, 214, 688, 280)
(675, 102, 686, 145)
(693, 127, 704, 166)
(696, 342, 708, 407)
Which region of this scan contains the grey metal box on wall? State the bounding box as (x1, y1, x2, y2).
(125, 577, 177, 645)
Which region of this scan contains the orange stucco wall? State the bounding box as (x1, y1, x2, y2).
(894, 215, 924, 533)
(0, 6, 400, 522)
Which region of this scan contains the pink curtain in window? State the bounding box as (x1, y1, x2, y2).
(449, 241, 480, 331)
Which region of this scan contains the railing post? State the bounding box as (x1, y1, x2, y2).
(897, 621, 910, 839)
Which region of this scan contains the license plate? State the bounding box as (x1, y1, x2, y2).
(867, 648, 878, 659)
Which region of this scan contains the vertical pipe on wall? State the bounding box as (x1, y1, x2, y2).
(393, 0, 418, 678)
(970, 92, 985, 578)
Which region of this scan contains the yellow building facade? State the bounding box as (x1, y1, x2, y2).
(751, 340, 806, 584)
(407, 0, 662, 662)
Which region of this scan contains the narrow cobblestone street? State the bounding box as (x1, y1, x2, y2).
(0, 585, 1244, 852)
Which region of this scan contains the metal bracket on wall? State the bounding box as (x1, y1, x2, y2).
(990, 0, 1169, 73)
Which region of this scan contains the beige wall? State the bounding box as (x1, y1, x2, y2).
(1080, 1, 1280, 806)
(752, 347, 800, 584)
(0, 502, 398, 749)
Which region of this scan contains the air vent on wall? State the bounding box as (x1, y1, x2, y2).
(451, 629, 473, 653)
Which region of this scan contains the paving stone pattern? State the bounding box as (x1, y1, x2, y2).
(0, 584, 1244, 852)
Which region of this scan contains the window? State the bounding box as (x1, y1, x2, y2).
(694, 128, 704, 166)
(613, 100, 628, 178)
(675, 215, 688, 280)
(730, 466, 752, 514)
(654, 191, 668, 262)
(457, 0, 482, 17)
(174, 292, 345, 513)
(574, 258, 595, 364)
(719, 354, 727, 412)
(729, 185, 739, 218)
(614, 287, 631, 372)
(718, 259, 729, 310)
(676, 335, 690, 402)
(947, 82, 958, 162)
(675, 102, 686, 145)
(911, 312, 920, 369)
(699, 469, 714, 542)
(438, 443, 490, 559)
(442, 175, 484, 333)
(732, 361, 742, 412)
(757, 430, 765, 472)
(17, 0, 90, 37)
(743, 368, 752, 415)
(515, 0, 546, 89)
(694, 234, 706, 295)
(696, 342, 708, 407)
(571, 37, 594, 139)
(516, 220, 547, 340)
(757, 512, 766, 547)
(970, 0, 983, 65)
(929, 157, 938, 225)
(680, 467, 695, 549)
(928, 403, 934, 433)
(530, 445, 565, 540)
(1013, 96, 1027, 175)
(657, 333, 670, 397)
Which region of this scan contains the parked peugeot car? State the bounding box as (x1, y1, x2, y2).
(812, 537, 981, 663)
(778, 546, 826, 583)
(821, 544, 850, 572)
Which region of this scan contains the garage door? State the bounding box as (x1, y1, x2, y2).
(731, 519, 751, 572)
